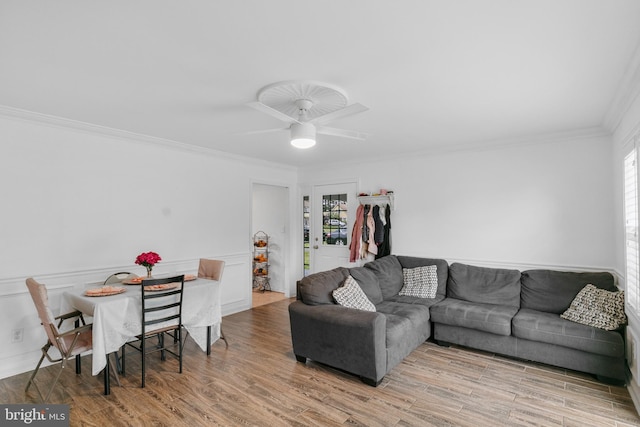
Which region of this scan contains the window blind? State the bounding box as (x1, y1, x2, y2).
(625, 148, 639, 313)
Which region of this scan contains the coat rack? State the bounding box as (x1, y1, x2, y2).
(357, 193, 394, 210)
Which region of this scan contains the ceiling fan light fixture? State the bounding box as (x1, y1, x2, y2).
(248, 81, 369, 148)
(290, 122, 316, 149)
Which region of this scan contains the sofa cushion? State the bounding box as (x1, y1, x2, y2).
(429, 298, 518, 336)
(561, 284, 627, 330)
(447, 263, 521, 307)
(397, 256, 449, 297)
(520, 269, 616, 314)
(348, 266, 384, 304)
(297, 267, 349, 305)
(399, 265, 438, 298)
(332, 276, 376, 312)
(364, 255, 404, 300)
(385, 293, 445, 308)
(512, 308, 624, 358)
(375, 301, 432, 348)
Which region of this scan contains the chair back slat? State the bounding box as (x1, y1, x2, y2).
(145, 314, 181, 327)
(145, 301, 181, 313)
(140, 275, 185, 336)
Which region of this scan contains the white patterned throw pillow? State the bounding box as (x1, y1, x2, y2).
(399, 265, 438, 298)
(561, 284, 627, 330)
(333, 275, 376, 312)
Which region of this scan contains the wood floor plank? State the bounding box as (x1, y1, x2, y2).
(297, 408, 348, 426)
(507, 406, 564, 427)
(4, 297, 640, 426)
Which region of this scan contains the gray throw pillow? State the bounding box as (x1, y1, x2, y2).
(333, 276, 376, 312)
(399, 265, 438, 298)
(397, 256, 449, 297)
(561, 284, 627, 330)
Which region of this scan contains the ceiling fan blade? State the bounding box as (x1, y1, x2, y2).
(310, 103, 369, 125)
(246, 101, 301, 124)
(237, 127, 288, 136)
(317, 126, 369, 141)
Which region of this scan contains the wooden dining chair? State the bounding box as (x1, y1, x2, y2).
(123, 275, 185, 388)
(25, 278, 120, 401)
(197, 258, 228, 351)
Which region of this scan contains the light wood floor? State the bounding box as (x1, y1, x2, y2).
(3, 298, 640, 426)
(252, 288, 287, 308)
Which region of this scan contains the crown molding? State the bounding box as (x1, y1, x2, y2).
(603, 40, 640, 133)
(0, 103, 616, 173)
(0, 105, 297, 172)
(419, 126, 612, 156)
(310, 126, 612, 171)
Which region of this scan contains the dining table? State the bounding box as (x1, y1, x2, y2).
(60, 276, 221, 394)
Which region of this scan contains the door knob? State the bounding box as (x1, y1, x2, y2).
(313, 245, 319, 249)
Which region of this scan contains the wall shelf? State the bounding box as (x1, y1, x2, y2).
(357, 193, 395, 211)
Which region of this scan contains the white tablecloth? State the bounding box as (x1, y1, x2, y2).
(61, 278, 221, 376)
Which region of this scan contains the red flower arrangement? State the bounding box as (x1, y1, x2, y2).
(135, 251, 162, 277)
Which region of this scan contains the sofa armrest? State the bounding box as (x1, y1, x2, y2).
(288, 300, 387, 384)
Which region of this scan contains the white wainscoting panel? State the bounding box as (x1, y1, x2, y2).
(0, 252, 251, 379)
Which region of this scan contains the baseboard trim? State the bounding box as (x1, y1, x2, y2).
(629, 380, 640, 416)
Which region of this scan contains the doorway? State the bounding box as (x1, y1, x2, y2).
(308, 181, 358, 274)
(251, 183, 289, 307)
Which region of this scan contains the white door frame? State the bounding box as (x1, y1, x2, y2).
(250, 180, 292, 297)
(309, 179, 359, 274)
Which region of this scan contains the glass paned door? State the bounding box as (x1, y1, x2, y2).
(322, 193, 348, 246)
(303, 196, 310, 277)
(311, 182, 357, 273)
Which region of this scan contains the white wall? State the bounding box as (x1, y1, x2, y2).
(0, 112, 297, 378)
(300, 133, 615, 271)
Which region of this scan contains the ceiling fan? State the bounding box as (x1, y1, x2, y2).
(246, 80, 370, 149)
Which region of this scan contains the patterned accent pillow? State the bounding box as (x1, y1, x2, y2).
(561, 284, 627, 330)
(399, 265, 438, 298)
(333, 275, 376, 312)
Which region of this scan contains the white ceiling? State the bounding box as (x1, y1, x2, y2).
(2, 1, 640, 167)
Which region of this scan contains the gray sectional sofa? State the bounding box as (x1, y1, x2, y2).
(288, 255, 626, 386)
